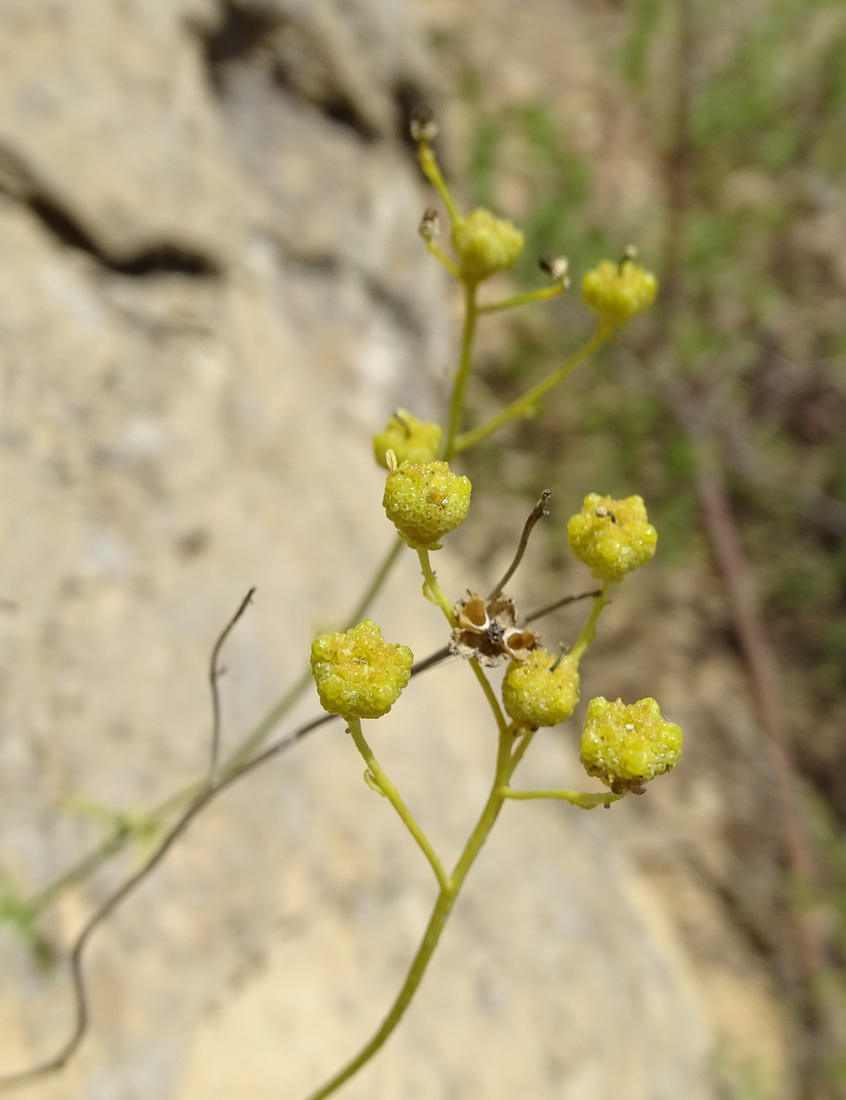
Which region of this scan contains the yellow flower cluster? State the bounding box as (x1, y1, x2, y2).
(373, 410, 443, 469)
(310, 620, 414, 720)
(501, 649, 580, 729)
(567, 493, 657, 583)
(383, 461, 472, 550)
(582, 258, 657, 326)
(451, 208, 524, 284)
(580, 696, 683, 793)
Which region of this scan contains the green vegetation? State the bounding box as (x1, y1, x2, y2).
(455, 0, 846, 694)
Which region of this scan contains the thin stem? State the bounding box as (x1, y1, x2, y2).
(443, 281, 479, 461)
(417, 143, 459, 223)
(306, 718, 515, 1100)
(468, 659, 508, 740)
(348, 719, 448, 889)
(408, 645, 452, 676)
(508, 725, 537, 775)
(488, 490, 551, 600)
(570, 581, 612, 661)
(304, 885, 457, 1100)
(423, 241, 460, 279)
(416, 549, 456, 624)
(207, 587, 256, 784)
(478, 285, 565, 314)
(525, 588, 601, 624)
(343, 535, 405, 630)
(450, 721, 515, 886)
(0, 710, 337, 1092)
(500, 788, 623, 810)
(24, 539, 407, 919)
(453, 324, 612, 455)
(217, 669, 313, 776)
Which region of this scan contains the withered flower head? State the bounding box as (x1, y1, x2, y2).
(449, 591, 541, 667)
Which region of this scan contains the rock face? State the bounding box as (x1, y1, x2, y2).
(0, 2, 790, 1099)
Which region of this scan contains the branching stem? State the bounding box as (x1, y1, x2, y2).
(570, 581, 612, 660)
(348, 719, 448, 889)
(305, 703, 516, 1100)
(454, 324, 612, 454)
(478, 284, 564, 313)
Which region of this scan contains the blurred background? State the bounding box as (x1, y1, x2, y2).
(431, 0, 846, 1094)
(1, 0, 845, 1097)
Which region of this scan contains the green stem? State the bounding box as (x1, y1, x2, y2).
(424, 241, 460, 279)
(453, 324, 612, 455)
(508, 725, 537, 774)
(443, 282, 479, 461)
(417, 144, 460, 223)
(348, 719, 448, 889)
(342, 536, 405, 630)
(478, 285, 564, 314)
(468, 660, 508, 739)
(306, 718, 515, 1100)
(305, 886, 457, 1100)
(450, 748, 512, 883)
(570, 581, 612, 661)
(500, 787, 623, 809)
(416, 549, 456, 625)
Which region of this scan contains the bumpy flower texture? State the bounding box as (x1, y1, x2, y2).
(383, 460, 472, 550)
(451, 208, 524, 284)
(373, 409, 443, 469)
(582, 259, 657, 327)
(567, 493, 657, 584)
(502, 649, 580, 729)
(580, 696, 683, 794)
(310, 620, 414, 720)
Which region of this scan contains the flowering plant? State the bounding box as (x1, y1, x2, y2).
(0, 105, 679, 1100)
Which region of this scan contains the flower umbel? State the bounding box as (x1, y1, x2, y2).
(582, 253, 657, 327)
(451, 208, 524, 284)
(310, 620, 414, 720)
(567, 493, 657, 583)
(580, 696, 683, 794)
(383, 460, 472, 550)
(373, 410, 443, 469)
(501, 649, 580, 729)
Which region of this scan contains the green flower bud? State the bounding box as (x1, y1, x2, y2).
(451, 208, 524, 284)
(310, 620, 414, 720)
(580, 696, 682, 794)
(567, 493, 657, 583)
(383, 460, 472, 550)
(582, 256, 657, 326)
(501, 649, 580, 729)
(373, 410, 443, 469)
